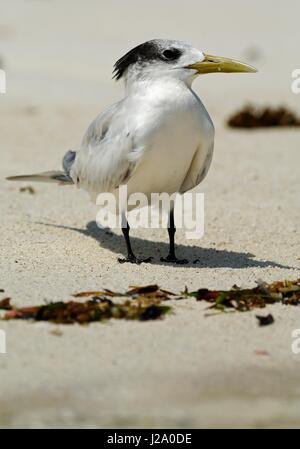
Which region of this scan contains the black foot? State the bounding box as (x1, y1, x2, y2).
(118, 255, 152, 264)
(160, 255, 188, 265)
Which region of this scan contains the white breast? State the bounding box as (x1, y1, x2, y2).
(125, 79, 214, 198)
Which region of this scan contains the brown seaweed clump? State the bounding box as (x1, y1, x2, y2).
(19, 186, 36, 194)
(0, 285, 172, 324)
(227, 105, 300, 128)
(184, 279, 300, 312)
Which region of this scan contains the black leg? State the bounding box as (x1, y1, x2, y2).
(160, 209, 188, 264)
(118, 219, 152, 264)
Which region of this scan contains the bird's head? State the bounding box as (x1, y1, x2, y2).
(113, 39, 257, 86)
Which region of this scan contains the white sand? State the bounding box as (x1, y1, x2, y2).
(0, 0, 300, 428)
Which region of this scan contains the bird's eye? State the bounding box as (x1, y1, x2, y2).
(162, 48, 181, 61)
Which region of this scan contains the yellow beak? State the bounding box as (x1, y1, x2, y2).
(186, 53, 257, 74)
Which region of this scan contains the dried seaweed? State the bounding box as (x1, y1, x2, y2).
(256, 314, 274, 326)
(127, 284, 161, 295)
(227, 105, 300, 128)
(255, 350, 269, 356)
(73, 285, 175, 301)
(19, 186, 36, 194)
(126, 284, 175, 300)
(0, 298, 12, 310)
(73, 290, 122, 298)
(2, 287, 172, 324)
(1, 280, 300, 325)
(184, 279, 300, 312)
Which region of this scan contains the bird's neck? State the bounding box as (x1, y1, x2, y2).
(124, 74, 194, 97)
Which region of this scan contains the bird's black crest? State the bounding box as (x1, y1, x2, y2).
(113, 41, 160, 80)
(113, 40, 182, 80)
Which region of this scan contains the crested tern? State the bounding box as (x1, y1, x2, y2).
(7, 39, 256, 264)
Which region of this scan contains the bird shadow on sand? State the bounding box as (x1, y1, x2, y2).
(37, 220, 293, 270)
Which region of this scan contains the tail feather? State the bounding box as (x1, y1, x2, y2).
(6, 171, 74, 185)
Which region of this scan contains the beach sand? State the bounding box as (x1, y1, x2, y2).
(0, 0, 300, 428)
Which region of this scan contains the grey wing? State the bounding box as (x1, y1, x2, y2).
(180, 140, 214, 193)
(70, 102, 145, 197)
